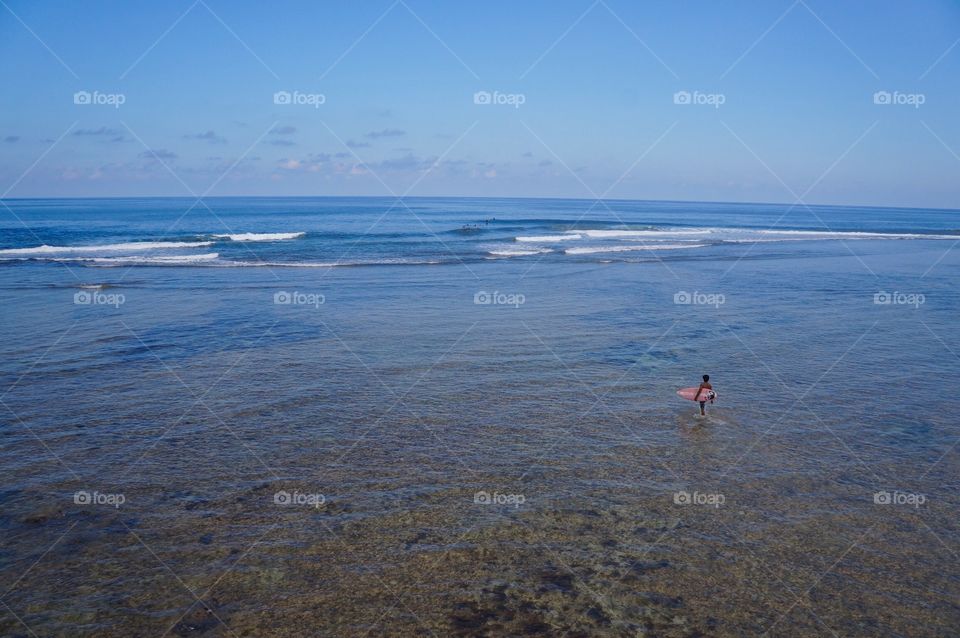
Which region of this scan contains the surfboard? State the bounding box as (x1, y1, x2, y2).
(677, 387, 717, 402)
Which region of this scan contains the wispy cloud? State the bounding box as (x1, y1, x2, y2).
(3, 136, 19, 143)
(74, 127, 121, 137)
(183, 130, 227, 144)
(365, 128, 405, 139)
(269, 125, 297, 136)
(277, 152, 334, 172)
(138, 148, 177, 160)
(367, 153, 439, 172)
(266, 139, 296, 147)
(346, 140, 370, 149)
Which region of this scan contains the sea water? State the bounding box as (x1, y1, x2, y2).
(1, 197, 958, 636)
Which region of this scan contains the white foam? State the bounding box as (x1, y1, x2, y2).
(0, 241, 213, 255)
(515, 234, 582, 242)
(488, 247, 552, 257)
(224, 258, 442, 268)
(572, 229, 712, 238)
(756, 229, 958, 240)
(49, 253, 220, 265)
(213, 232, 305, 241)
(720, 238, 812, 243)
(565, 244, 707, 255)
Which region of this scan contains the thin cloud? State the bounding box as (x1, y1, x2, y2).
(74, 127, 121, 136)
(138, 148, 177, 160)
(3, 135, 19, 143)
(266, 139, 296, 146)
(183, 130, 227, 144)
(346, 140, 370, 149)
(277, 152, 334, 173)
(365, 128, 405, 139)
(370, 153, 435, 171)
(269, 125, 297, 135)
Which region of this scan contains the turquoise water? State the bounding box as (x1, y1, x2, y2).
(1, 197, 959, 636)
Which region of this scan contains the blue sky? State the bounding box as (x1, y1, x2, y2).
(1, 0, 958, 207)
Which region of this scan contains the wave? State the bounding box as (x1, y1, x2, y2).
(2, 253, 442, 268)
(565, 244, 707, 255)
(756, 230, 958, 240)
(0, 241, 213, 255)
(572, 229, 712, 238)
(488, 247, 552, 257)
(45, 253, 221, 265)
(515, 234, 582, 242)
(220, 258, 443, 268)
(212, 232, 305, 241)
(567, 227, 959, 241)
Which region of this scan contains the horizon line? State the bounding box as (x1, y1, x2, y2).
(1, 193, 959, 214)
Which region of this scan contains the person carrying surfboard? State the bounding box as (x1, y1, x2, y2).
(694, 375, 713, 416)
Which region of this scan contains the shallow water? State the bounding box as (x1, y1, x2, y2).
(1, 197, 959, 636)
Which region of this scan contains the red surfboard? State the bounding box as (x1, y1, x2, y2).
(677, 387, 717, 402)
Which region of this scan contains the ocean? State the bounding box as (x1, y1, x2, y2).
(1, 196, 959, 636)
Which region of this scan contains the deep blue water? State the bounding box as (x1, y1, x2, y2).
(1, 196, 959, 268)
(1, 197, 959, 636)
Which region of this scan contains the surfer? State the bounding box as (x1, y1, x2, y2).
(694, 374, 713, 416)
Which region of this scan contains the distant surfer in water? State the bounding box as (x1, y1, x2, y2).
(694, 374, 713, 416)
